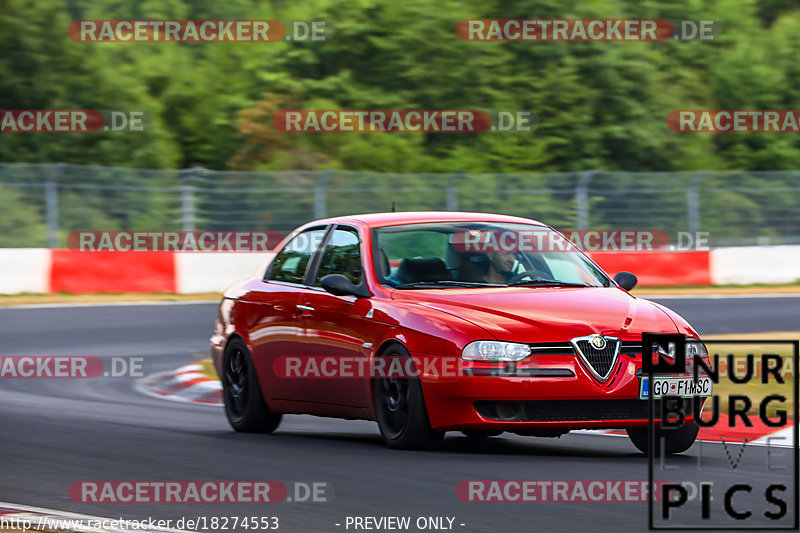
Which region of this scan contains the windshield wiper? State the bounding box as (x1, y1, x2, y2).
(507, 279, 591, 288)
(394, 280, 505, 289)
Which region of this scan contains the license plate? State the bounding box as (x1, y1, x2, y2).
(639, 376, 713, 399)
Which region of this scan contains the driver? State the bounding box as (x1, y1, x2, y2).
(483, 251, 517, 284)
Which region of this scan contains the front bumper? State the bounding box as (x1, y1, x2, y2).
(413, 351, 703, 431)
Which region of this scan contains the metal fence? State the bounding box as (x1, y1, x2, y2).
(1, 163, 799, 248)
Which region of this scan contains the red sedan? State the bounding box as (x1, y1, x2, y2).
(211, 212, 710, 452)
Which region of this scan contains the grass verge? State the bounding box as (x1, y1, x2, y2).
(635, 282, 800, 296)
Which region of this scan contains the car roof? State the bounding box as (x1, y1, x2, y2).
(312, 211, 546, 228)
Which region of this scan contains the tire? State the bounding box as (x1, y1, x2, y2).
(461, 430, 503, 438)
(373, 344, 443, 449)
(627, 424, 699, 455)
(221, 337, 282, 433)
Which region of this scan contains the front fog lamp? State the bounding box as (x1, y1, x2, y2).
(462, 341, 531, 362)
(686, 339, 708, 358)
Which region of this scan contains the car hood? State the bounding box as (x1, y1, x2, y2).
(392, 287, 681, 342)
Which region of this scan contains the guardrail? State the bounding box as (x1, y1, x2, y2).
(2, 163, 800, 249)
(1, 246, 797, 294)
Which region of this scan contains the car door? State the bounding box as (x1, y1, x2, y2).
(292, 225, 375, 407)
(248, 226, 329, 402)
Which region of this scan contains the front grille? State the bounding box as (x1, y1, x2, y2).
(572, 337, 619, 380)
(527, 342, 575, 356)
(475, 399, 699, 422)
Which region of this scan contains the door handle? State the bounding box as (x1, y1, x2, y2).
(296, 304, 315, 313)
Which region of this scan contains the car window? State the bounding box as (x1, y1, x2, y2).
(374, 222, 610, 288)
(538, 253, 589, 284)
(314, 228, 363, 286)
(269, 228, 327, 284)
(380, 231, 448, 260)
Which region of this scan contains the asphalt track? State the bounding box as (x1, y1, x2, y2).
(1, 297, 798, 533)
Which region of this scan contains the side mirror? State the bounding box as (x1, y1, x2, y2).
(613, 271, 638, 291)
(320, 274, 370, 298)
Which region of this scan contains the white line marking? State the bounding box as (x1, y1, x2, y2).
(751, 426, 795, 447)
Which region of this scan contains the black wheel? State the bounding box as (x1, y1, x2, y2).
(221, 337, 281, 433)
(627, 424, 699, 455)
(461, 430, 503, 438)
(373, 345, 443, 449)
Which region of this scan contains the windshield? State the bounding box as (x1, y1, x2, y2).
(374, 222, 611, 289)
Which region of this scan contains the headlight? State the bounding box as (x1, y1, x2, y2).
(686, 339, 708, 358)
(462, 341, 531, 362)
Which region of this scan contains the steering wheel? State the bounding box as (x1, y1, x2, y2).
(507, 270, 544, 284)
